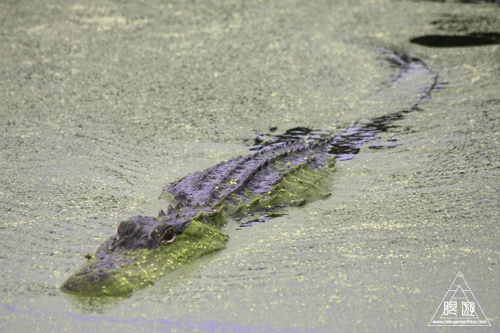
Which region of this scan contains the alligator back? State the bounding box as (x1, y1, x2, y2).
(161, 139, 336, 220)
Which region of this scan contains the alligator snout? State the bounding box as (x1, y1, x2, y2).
(61, 218, 228, 296)
(60, 263, 125, 296)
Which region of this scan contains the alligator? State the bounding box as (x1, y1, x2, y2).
(61, 53, 437, 297)
(61, 139, 337, 296)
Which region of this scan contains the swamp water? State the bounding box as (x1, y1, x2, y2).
(1, 0, 499, 331)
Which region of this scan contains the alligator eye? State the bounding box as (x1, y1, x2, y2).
(117, 220, 136, 238)
(161, 226, 176, 244)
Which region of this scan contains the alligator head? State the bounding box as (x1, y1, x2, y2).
(61, 209, 228, 296)
(112, 212, 191, 251)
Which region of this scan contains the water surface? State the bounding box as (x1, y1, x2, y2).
(1, 0, 499, 331)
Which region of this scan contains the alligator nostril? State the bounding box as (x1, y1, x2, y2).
(161, 226, 176, 244)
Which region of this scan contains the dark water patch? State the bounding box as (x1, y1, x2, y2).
(410, 33, 500, 47)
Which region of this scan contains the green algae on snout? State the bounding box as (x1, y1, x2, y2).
(61, 220, 228, 297)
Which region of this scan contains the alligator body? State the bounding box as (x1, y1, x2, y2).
(61, 140, 337, 296)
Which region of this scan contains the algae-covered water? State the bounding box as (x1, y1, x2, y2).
(1, 0, 499, 331)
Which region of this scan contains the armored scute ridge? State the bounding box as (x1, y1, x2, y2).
(162, 139, 336, 213)
(61, 140, 337, 296)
